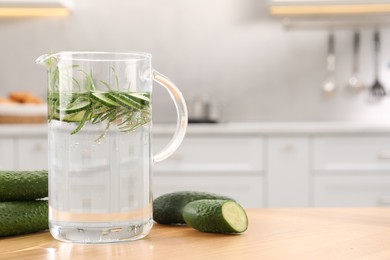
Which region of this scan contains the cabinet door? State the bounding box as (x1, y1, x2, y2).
(314, 176, 390, 207)
(16, 137, 48, 170)
(267, 137, 310, 207)
(153, 137, 264, 173)
(153, 136, 265, 208)
(313, 136, 390, 173)
(0, 138, 15, 169)
(153, 174, 264, 208)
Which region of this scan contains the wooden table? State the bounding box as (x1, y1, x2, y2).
(2, 208, 390, 259)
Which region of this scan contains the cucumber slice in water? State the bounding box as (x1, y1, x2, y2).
(106, 93, 144, 110)
(124, 93, 151, 107)
(90, 92, 119, 108)
(52, 110, 86, 122)
(59, 99, 91, 114)
(125, 93, 150, 103)
(183, 199, 248, 234)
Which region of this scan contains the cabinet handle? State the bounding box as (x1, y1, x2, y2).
(378, 196, 390, 205)
(284, 144, 294, 151)
(34, 144, 43, 152)
(377, 151, 390, 160)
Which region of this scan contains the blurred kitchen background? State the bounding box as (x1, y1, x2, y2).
(2, 0, 390, 209)
(1, 0, 390, 122)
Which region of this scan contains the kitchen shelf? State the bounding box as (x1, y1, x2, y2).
(268, 1, 390, 16)
(268, 1, 390, 30)
(281, 16, 390, 30)
(0, 0, 73, 17)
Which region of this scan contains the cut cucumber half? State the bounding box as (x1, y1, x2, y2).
(222, 200, 248, 233)
(182, 199, 248, 234)
(153, 191, 234, 225)
(106, 93, 144, 110)
(90, 92, 119, 108)
(58, 99, 91, 114)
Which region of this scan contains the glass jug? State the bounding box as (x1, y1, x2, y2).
(36, 52, 188, 243)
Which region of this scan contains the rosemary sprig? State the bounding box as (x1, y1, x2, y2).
(48, 64, 151, 139)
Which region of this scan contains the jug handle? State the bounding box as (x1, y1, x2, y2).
(153, 70, 188, 163)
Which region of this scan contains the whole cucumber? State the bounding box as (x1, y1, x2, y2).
(0, 170, 48, 201)
(0, 200, 48, 236)
(153, 191, 234, 225)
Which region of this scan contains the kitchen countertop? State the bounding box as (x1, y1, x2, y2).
(2, 208, 390, 259)
(2, 122, 390, 136)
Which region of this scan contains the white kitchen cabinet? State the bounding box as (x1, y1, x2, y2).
(2, 123, 390, 208)
(313, 136, 390, 173)
(0, 136, 48, 170)
(16, 137, 48, 170)
(154, 175, 263, 208)
(0, 138, 15, 169)
(153, 136, 265, 208)
(314, 176, 390, 207)
(266, 137, 311, 207)
(313, 136, 390, 207)
(153, 137, 263, 173)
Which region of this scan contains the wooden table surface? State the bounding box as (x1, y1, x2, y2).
(2, 208, 390, 260)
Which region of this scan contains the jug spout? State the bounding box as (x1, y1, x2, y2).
(35, 54, 49, 65)
(35, 53, 58, 68)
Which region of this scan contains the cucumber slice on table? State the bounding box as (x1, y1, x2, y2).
(183, 199, 248, 234)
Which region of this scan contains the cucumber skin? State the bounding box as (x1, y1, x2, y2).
(183, 199, 247, 234)
(153, 191, 234, 225)
(0, 200, 48, 237)
(0, 170, 48, 201)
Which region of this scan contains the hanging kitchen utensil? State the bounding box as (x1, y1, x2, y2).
(322, 32, 337, 96)
(369, 29, 386, 100)
(347, 31, 365, 92)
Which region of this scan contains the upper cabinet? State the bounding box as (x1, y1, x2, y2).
(268, 0, 390, 16)
(0, 0, 73, 17)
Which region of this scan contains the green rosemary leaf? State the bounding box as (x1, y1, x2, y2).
(79, 70, 96, 91)
(95, 122, 111, 142)
(71, 109, 91, 135)
(100, 80, 113, 91)
(111, 66, 120, 89)
(73, 77, 81, 90)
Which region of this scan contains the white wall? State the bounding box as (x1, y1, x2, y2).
(0, 0, 390, 122)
